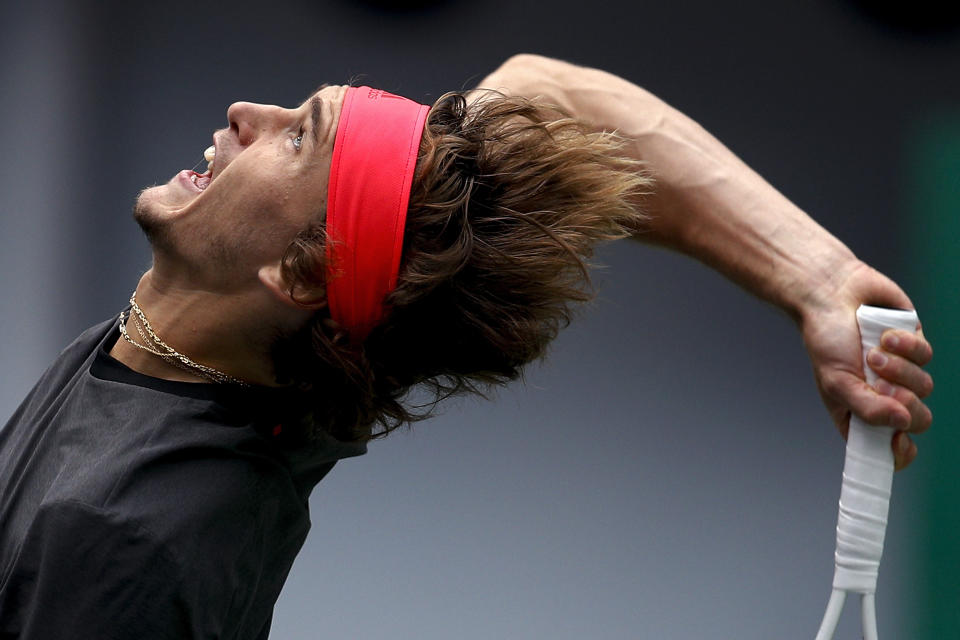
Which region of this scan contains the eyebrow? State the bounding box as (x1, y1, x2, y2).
(310, 95, 322, 147)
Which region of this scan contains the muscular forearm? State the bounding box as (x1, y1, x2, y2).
(477, 54, 933, 470)
(476, 54, 859, 322)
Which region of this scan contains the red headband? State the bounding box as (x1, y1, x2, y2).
(325, 86, 430, 343)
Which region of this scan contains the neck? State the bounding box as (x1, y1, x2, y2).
(109, 270, 309, 387)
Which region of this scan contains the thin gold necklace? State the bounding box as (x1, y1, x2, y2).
(118, 291, 250, 386)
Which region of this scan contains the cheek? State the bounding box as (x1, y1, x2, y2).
(203, 171, 284, 219)
(235, 187, 312, 255)
(198, 154, 320, 252)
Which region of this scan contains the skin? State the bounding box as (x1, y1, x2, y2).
(475, 54, 933, 470)
(111, 84, 348, 386)
(114, 58, 933, 471)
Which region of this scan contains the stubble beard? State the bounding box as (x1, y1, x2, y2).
(131, 187, 249, 289)
(132, 188, 175, 255)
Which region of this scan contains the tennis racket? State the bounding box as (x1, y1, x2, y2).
(814, 305, 920, 640)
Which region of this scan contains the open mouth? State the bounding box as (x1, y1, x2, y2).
(190, 143, 217, 190)
(189, 169, 212, 190)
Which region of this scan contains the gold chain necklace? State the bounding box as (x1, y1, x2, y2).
(118, 291, 250, 386)
(128, 311, 205, 379)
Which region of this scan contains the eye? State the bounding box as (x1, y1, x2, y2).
(292, 128, 304, 151)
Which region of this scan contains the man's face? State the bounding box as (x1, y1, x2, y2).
(135, 84, 348, 292)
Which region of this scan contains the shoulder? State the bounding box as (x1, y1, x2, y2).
(102, 435, 308, 550)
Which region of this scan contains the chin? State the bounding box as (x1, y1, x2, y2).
(133, 185, 177, 251)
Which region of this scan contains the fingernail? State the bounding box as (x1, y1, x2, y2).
(875, 379, 896, 396)
(868, 350, 888, 368)
(882, 333, 900, 350)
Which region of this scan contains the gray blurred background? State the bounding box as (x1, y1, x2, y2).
(2, 0, 957, 637)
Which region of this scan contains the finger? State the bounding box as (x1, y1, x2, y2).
(874, 379, 933, 433)
(893, 431, 918, 471)
(881, 329, 933, 366)
(821, 369, 906, 429)
(866, 348, 934, 399)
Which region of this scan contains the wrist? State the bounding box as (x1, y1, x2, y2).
(788, 246, 862, 325)
(796, 257, 892, 332)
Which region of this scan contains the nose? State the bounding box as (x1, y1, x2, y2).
(227, 101, 286, 146)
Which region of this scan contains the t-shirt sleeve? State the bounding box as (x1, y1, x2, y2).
(1, 500, 202, 639)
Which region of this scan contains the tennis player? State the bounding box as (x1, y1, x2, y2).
(0, 54, 933, 638)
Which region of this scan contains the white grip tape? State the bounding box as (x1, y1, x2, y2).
(831, 305, 919, 593)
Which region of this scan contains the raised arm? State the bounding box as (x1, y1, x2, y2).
(476, 54, 933, 469)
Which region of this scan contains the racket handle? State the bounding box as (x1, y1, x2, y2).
(831, 305, 919, 593)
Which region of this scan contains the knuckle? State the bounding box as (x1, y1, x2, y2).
(893, 385, 912, 406)
(822, 375, 846, 399)
(896, 332, 932, 365)
(862, 404, 889, 425)
(868, 348, 890, 372)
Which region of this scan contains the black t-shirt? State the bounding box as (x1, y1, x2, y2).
(0, 315, 366, 639)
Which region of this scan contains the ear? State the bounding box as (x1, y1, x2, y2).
(258, 263, 327, 310)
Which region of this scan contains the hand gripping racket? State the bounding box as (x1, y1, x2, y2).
(814, 305, 920, 640)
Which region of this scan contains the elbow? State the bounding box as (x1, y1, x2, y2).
(486, 54, 585, 101)
(498, 53, 572, 81)
(500, 53, 554, 69)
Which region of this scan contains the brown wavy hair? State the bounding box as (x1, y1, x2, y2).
(272, 90, 651, 443)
